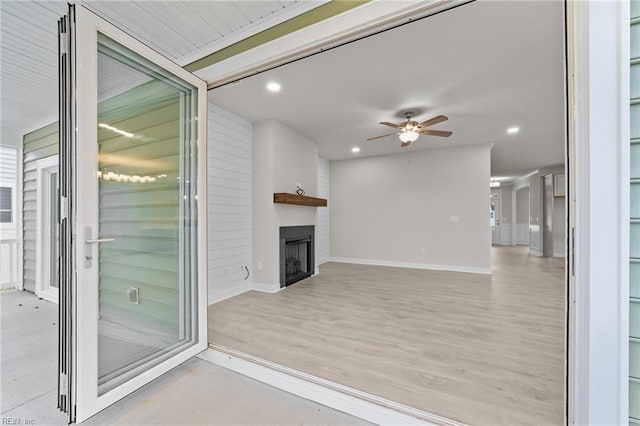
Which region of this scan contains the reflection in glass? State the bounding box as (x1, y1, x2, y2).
(97, 33, 198, 395)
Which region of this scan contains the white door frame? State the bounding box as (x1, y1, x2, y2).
(567, 0, 630, 424)
(35, 155, 59, 304)
(490, 190, 501, 245)
(195, 0, 631, 423)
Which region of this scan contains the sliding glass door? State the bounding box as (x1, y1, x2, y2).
(58, 5, 207, 422)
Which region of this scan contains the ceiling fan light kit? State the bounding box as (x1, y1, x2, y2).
(367, 110, 452, 147)
(399, 130, 419, 143)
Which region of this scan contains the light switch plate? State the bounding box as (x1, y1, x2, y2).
(450, 215, 461, 222)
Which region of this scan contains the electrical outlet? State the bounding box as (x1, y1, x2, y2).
(420, 248, 425, 255)
(450, 215, 461, 222)
(127, 287, 140, 304)
(257, 261, 263, 271)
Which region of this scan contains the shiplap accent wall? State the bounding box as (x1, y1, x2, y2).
(22, 122, 58, 293)
(0, 146, 19, 288)
(208, 102, 253, 304)
(317, 157, 330, 264)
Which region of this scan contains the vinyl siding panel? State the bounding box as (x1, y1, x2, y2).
(22, 121, 58, 293)
(208, 102, 252, 304)
(97, 81, 184, 335)
(630, 7, 639, 422)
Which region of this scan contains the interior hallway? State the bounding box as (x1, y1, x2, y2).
(0, 290, 367, 425)
(209, 246, 566, 426)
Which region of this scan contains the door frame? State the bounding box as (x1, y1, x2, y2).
(65, 6, 208, 422)
(490, 190, 502, 245)
(35, 155, 59, 304)
(566, 0, 630, 423)
(193, 0, 630, 423)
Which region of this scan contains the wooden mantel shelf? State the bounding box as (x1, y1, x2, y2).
(274, 193, 327, 207)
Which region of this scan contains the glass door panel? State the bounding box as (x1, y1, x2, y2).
(58, 5, 207, 422)
(96, 32, 199, 395)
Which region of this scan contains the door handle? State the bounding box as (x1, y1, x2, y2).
(85, 238, 115, 244)
(84, 226, 115, 268)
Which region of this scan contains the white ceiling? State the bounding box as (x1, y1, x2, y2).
(0, 0, 307, 146)
(210, 0, 566, 178)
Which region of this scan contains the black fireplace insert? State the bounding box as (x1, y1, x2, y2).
(279, 226, 314, 287)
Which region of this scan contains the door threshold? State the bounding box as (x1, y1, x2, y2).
(199, 344, 465, 426)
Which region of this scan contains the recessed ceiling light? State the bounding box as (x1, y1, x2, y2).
(266, 82, 281, 92)
(507, 127, 520, 134)
(351, 147, 360, 153)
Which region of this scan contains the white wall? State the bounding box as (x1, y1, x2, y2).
(553, 192, 566, 257)
(515, 186, 530, 245)
(252, 120, 319, 289)
(499, 184, 513, 245)
(317, 157, 330, 264)
(207, 102, 253, 304)
(513, 166, 564, 255)
(330, 144, 492, 274)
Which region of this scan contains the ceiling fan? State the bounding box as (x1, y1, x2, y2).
(367, 111, 452, 147)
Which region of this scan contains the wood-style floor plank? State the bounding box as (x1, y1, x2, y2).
(208, 246, 566, 426)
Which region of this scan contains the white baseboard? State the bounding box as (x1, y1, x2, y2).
(328, 257, 491, 275)
(198, 346, 463, 426)
(529, 248, 543, 257)
(209, 281, 250, 305)
(318, 257, 330, 265)
(553, 251, 566, 258)
(251, 281, 282, 293)
(0, 280, 19, 290)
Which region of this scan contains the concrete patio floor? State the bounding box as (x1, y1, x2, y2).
(0, 290, 368, 425)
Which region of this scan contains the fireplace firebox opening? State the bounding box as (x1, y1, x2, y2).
(279, 226, 315, 288)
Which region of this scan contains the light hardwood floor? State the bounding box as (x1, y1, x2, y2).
(208, 246, 566, 426)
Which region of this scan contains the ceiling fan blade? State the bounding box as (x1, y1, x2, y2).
(419, 129, 453, 137)
(379, 121, 402, 129)
(367, 132, 398, 141)
(419, 115, 448, 128)
(400, 141, 411, 148)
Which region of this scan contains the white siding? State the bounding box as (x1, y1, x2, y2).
(0, 146, 19, 288)
(208, 102, 252, 304)
(22, 123, 58, 293)
(317, 157, 330, 264)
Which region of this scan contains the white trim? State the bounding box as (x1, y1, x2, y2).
(318, 257, 330, 266)
(196, 0, 466, 86)
(528, 248, 542, 257)
(553, 251, 566, 259)
(19, 115, 58, 141)
(35, 156, 59, 304)
(251, 282, 282, 294)
(208, 281, 250, 305)
(198, 346, 463, 426)
(175, 1, 330, 66)
(0, 280, 21, 290)
(16, 138, 23, 291)
(328, 257, 492, 275)
(568, 0, 630, 424)
(0, 179, 17, 233)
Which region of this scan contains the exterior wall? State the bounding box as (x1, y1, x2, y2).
(0, 146, 19, 288)
(629, 0, 639, 421)
(22, 122, 58, 293)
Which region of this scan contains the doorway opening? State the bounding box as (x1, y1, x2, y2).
(35, 156, 59, 304)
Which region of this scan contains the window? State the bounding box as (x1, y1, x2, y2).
(0, 186, 12, 224)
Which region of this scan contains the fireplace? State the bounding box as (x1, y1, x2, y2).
(279, 226, 315, 288)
